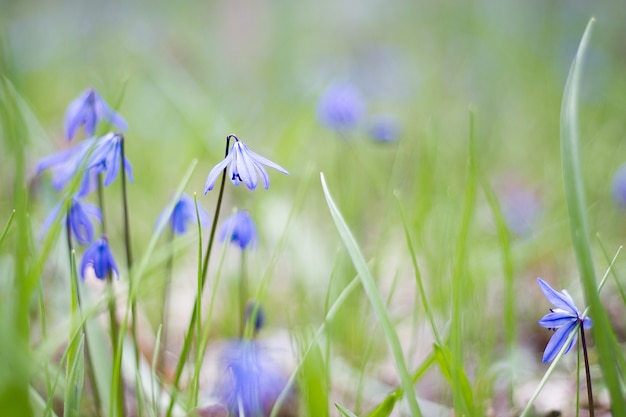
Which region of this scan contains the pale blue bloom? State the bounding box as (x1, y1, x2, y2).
(65, 88, 127, 140)
(537, 278, 592, 363)
(316, 82, 365, 131)
(41, 196, 102, 245)
(81, 236, 118, 280)
(368, 114, 401, 143)
(612, 163, 626, 208)
(216, 341, 292, 416)
(85, 132, 133, 190)
(219, 211, 257, 250)
(155, 193, 210, 235)
(36, 137, 97, 193)
(204, 136, 288, 192)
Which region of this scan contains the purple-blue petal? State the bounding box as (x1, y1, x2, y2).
(234, 143, 259, 190)
(537, 278, 579, 315)
(81, 238, 118, 280)
(204, 154, 233, 193)
(538, 312, 577, 329)
(542, 319, 579, 363)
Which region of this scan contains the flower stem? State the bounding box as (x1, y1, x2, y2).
(165, 135, 231, 417)
(580, 325, 594, 417)
(65, 215, 102, 417)
(119, 135, 142, 416)
(239, 251, 247, 338)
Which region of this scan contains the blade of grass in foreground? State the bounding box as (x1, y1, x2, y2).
(320, 172, 422, 417)
(560, 17, 625, 414)
(0, 209, 15, 248)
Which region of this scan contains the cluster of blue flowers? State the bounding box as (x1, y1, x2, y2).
(316, 81, 401, 143)
(38, 88, 129, 280)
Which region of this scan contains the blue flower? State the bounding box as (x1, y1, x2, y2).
(216, 341, 293, 417)
(41, 196, 102, 245)
(537, 278, 592, 363)
(155, 193, 210, 235)
(219, 211, 257, 250)
(204, 135, 288, 192)
(316, 82, 365, 131)
(65, 88, 128, 141)
(80, 236, 119, 280)
(245, 301, 265, 333)
(368, 114, 401, 143)
(612, 163, 626, 208)
(36, 137, 97, 193)
(85, 132, 134, 190)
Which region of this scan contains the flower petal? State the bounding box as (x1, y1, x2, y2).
(246, 147, 289, 175)
(542, 319, 579, 363)
(537, 278, 578, 315)
(204, 154, 233, 193)
(538, 312, 577, 329)
(234, 143, 259, 190)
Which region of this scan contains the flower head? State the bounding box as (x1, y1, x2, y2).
(316, 82, 365, 131)
(41, 196, 102, 245)
(80, 236, 119, 280)
(65, 88, 128, 141)
(85, 132, 134, 190)
(36, 137, 97, 193)
(219, 211, 257, 250)
(612, 163, 626, 208)
(368, 114, 401, 143)
(537, 278, 592, 363)
(204, 135, 288, 192)
(155, 193, 210, 235)
(216, 341, 293, 417)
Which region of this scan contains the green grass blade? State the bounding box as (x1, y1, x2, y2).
(560, 17, 625, 413)
(320, 172, 422, 417)
(335, 403, 359, 417)
(364, 391, 399, 417)
(0, 209, 15, 248)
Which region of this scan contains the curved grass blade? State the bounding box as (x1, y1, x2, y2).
(560, 17, 625, 414)
(320, 172, 422, 417)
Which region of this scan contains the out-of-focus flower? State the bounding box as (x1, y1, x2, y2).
(204, 135, 288, 192)
(537, 278, 592, 363)
(65, 88, 128, 141)
(612, 163, 626, 208)
(36, 137, 97, 193)
(368, 114, 401, 143)
(85, 132, 133, 189)
(219, 211, 257, 250)
(41, 196, 102, 245)
(245, 301, 265, 333)
(316, 82, 365, 132)
(81, 236, 119, 280)
(497, 178, 542, 236)
(216, 341, 293, 417)
(155, 193, 210, 235)
(37, 132, 133, 197)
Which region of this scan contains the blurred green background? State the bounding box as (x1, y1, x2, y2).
(2, 0, 626, 415)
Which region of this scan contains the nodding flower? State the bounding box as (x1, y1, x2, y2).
(155, 193, 210, 235)
(80, 236, 119, 280)
(537, 278, 592, 363)
(316, 82, 365, 132)
(204, 135, 288, 192)
(41, 196, 102, 245)
(65, 87, 127, 141)
(219, 211, 257, 251)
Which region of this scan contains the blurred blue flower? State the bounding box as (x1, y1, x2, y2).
(219, 211, 257, 250)
(65, 88, 128, 141)
(204, 135, 288, 192)
(316, 82, 365, 131)
(81, 236, 119, 280)
(368, 114, 401, 143)
(216, 341, 292, 417)
(85, 132, 134, 190)
(537, 278, 592, 363)
(612, 163, 626, 208)
(36, 137, 97, 193)
(41, 196, 102, 245)
(245, 301, 265, 333)
(155, 193, 210, 235)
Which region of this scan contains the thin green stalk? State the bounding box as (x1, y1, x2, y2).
(192, 193, 204, 407)
(0, 209, 15, 248)
(65, 216, 102, 417)
(166, 136, 231, 417)
(449, 111, 477, 416)
(560, 17, 625, 414)
(239, 251, 248, 337)
(159, 227, 174, 380)
(320, 172, 422, 417)
(119, 135, 141, 417)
